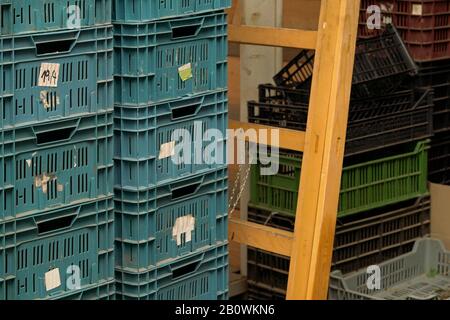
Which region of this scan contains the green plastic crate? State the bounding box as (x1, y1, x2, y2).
(250, 140, 430, 218)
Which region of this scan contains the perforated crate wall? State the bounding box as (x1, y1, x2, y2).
(0, 196, 114, 300)
(0, 26, 113, 129)
(114, 12, 227, 105)
(115, 244, 228, 300)
(0, 0, 111, 36)
(114, 90, 227, 189)
(0, 112, 113, 221)
(115, 168, 228, 271)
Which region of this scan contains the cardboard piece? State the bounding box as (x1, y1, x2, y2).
(430, 183, 450, 250)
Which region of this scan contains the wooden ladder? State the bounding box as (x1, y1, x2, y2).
(228, 0, 361, 300)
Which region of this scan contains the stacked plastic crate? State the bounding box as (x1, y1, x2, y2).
(0, 1, 115, 300)
(358, 0, 450, 184)
(245, 26, 434, 300)
(112, 0, 230, 300)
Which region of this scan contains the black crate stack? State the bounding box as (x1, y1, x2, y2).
(246, 22, 438, 299)
(359, 0, 450, 184)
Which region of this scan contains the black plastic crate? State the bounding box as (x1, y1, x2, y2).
(429, 131, 450, 185)
(247, 196, 431, 299)
(274, 25, 417, 98)
(247, 282, 286, 301)
(415, 59, 450, 133)
(248, 84, 433, 156)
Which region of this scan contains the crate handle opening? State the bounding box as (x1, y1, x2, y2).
(171, 259, 202, 279)
(33, 31, 79, 56)
(35, 126, 78, 145)
(35, 39, 76, 55)
(171, 101, 202, 120)
(171, 24, 202, 39)
(171, 182, 202, 200)
(36, 214, 77, 234)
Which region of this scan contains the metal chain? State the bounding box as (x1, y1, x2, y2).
(228, 153, 254, 216)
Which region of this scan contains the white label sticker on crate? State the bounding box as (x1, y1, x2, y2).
(38, 63, 60, 87)
(40, 90, 60, 109)
(412, 4, 423, 16)
(172, 215, 196, 246)
(159, 141, 176, 159)
(178, 63, 193, 81)
(45, 268, 61, 291)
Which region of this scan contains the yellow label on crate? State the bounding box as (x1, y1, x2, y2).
(178, 63, 193, 81)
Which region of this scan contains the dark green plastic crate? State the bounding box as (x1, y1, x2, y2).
(51, 280, 116, 300)
(246, 196, 431, 298)
(0, 26, 113, 129)
(113, 0, 231, 22)
(0, 112, 113, 221)
(114, 90, 228, 188)
(115, 244, 228, 300)
(115, 168, 228, 271)
(250, 140, 430, 218)
(114, 12, 227, 104)
(0, 196, 114, 300)
(0, 0, 112, 36)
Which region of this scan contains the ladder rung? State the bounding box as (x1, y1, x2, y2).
(229, 25, 317, 49)
(229, 120, 305, 152)
(229, 217, 293, 256)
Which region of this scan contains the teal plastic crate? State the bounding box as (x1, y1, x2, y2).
(114, 90, 228, 188)
(55, 280, 115, 300)
(115, 167, 228, 271)
(0, 0, 112, 36)
(0, 112, 113, 221)
(115, 244, 228, 300)
(250, 140, 430, 218)
(329, 238, 450, 300)
(0, 196, 114, 300)
(112, 0, 231, 22)
(114, 12, 228, 104)
(0, 26, 113, 129)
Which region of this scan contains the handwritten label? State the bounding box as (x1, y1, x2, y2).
(159, 141, 176, 160)
(45, 268, 61, 291)
(38, 63, 60, 87)
(178, 63, 193, 82)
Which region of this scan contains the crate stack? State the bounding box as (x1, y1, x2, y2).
(359, 0, 450, 184)
(0, 1, 115, 300)
(245, 26, 435, 300)
(112, 0, 230, 300)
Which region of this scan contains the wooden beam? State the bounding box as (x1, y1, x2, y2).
(229, 120, 306, 152)
(229, 218, 293, 257)
(286, 0, 360, 300)
(229, 273, 248, 298)
(229, 25, 317, 49)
